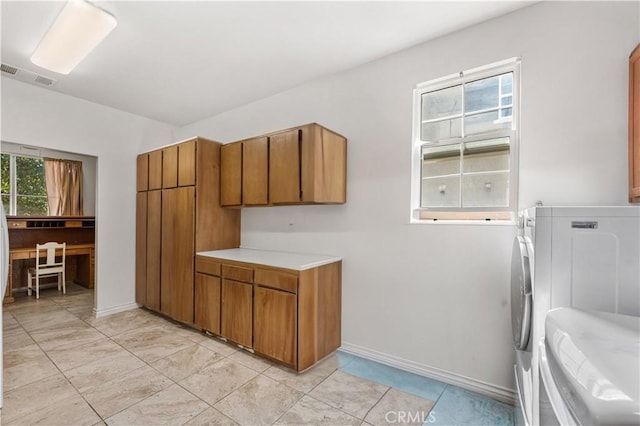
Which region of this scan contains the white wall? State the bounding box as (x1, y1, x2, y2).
(1, 0, 636, 400)
(175, 1, 639, 396)
(0, 77, 175, 314)
(0, 141, 97, 216)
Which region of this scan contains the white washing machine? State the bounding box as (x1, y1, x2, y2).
(539, 308, 640, 425)
(511, 206, 640, 426)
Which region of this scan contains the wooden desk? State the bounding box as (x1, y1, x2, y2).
(4, 243, 95, 303)
(3, 216, 95, 304)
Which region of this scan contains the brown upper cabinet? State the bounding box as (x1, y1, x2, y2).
(630, 44, 640, 203)
(138, 140, 198, 193)
(178, 140, 197, 187)
(148, 150, 163, 190)
(162, 145, 178, 189)
(220, 123, 346, 207)
(243, 137, 269, 205)
(220, 142, 242, 207)
(270, 129, 301, 204)
(136, 154, 149, 191)
(272, 124, 347, 204)
(220, 136, 270, 207)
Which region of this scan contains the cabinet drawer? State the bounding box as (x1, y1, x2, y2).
(255, 269, 298, 294)
(195, 256, 221, 276)
(7, 220, 27, 229)
(222, 264, 253, 283)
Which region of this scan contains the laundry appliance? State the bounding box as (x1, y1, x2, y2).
(539, 308, 639, 425)
(511, 206, 640, 426)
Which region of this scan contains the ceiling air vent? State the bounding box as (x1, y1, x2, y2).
(1, 64, 18, 75)
(1, 63, 57, 86)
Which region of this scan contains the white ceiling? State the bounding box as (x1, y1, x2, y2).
(1, 1, 534, 127)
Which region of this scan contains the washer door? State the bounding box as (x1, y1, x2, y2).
(511, 236, 532, 350)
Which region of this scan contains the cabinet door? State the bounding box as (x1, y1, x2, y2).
(243, 137, 269, 205)
(301, 125, 347, 204)
(630, 44, 640, 203)
(148, 150, 163, 190)
(163, 145, 178, 189)
(195, 273, 221, 334)
(269, 129, 301, 204)
(221, 278, 253, 347)
(254, 286, 296, 365)
(135, 192, 147, 304)
(137, 154, 149, 192)
(146, 190, 162, 311)
(161, 187, 195, 322)
(179, 140, 196, 187)
(220, 142, 242, 206)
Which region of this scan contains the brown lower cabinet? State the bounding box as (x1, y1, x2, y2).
(194, 253, 342, 371)
(221, 279, 253, 348)
(254, 286, 296, 366)
(146, 190, 162, 311)
(135, 193, 148, 304)
(161, 186, 195, 323)
(135, 190, 161, 310)
(195, 273, 221, 334)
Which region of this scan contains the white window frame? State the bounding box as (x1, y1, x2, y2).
(410, 58, 520, 224)
(1, 152, 49, 216)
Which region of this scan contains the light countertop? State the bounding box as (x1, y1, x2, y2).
(196, 247, 342, 271)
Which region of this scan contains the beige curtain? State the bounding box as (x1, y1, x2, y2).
(44, 158, 83, 216)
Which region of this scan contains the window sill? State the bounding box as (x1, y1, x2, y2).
(409, 218, 516, 226)
(410, 210, 516, 226)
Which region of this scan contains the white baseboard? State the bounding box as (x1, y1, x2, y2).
(339, 342, 516, 406)
(94, 302, 141, 318)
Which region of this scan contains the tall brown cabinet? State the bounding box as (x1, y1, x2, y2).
(136, 138, 240, 324)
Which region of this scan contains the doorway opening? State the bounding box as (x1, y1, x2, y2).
(1, 141, 98, 310)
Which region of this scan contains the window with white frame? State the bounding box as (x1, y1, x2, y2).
(411, 58, 519, 222)
(1, 152, 49, 216)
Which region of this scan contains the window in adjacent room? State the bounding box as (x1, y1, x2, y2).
(1, 153, 49, 216)
(411, 58, 520, 222)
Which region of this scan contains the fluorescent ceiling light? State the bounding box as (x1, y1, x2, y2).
(31, 0, 117, 75)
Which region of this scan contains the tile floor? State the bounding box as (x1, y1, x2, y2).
(2, 283, 514, 425)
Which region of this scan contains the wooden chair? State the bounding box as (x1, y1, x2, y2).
(28, 242, 66, 299)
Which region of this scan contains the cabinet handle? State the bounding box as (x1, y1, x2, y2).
(240, 142, 244, 205)
(298, 129, 302, 200)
